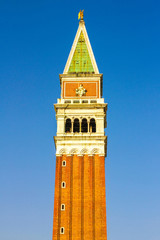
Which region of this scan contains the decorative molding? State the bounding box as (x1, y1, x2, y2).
(56, 146, 106, 156)
(59, 148, 67, 155)
(76, 84, 87, 97)
(91, 148, 100, 155)
(79, 148, 88, 155)
(69, 148, 79, 155)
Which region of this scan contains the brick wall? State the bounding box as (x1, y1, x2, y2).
(52, 154, 107, 240)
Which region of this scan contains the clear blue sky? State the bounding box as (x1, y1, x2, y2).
(0, 0, 160, 239)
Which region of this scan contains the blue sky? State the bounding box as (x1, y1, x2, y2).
(0, 0, 160, 239)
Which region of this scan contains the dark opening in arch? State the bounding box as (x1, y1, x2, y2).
(90, 118, 96, 133)
(65, 118, 71, 133)
(81, 118, 88, 132)
(73, 118, 80, 133)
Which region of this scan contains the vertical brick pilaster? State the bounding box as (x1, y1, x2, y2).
(65, 155, 72, 239)
(92, 155, 95, 240)
(69, 155, 73, 240)
(99, 155, 107, 240)
(52, 156, 62, 240)
(60, 155, 71, 240)
(83, 155, 93, 239)
(81, 156, 84, 240)
(72, 155, 82, 240)
(94, 155, 107, 240)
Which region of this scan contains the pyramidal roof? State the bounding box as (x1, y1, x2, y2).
(63, 20, 99, 74)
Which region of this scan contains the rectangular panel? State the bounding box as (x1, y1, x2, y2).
(62, 81, 99, 98)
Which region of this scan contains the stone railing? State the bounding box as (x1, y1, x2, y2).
(57, 98, 104, 104)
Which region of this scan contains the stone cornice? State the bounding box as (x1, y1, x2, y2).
(54, 103, 107, 113)
(54, 135, 107, 141)
(59, 73, 103, 80)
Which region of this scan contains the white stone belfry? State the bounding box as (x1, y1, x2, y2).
(54, 19, 107, 157)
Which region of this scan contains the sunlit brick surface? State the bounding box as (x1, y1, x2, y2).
(52, 154, 107, 240)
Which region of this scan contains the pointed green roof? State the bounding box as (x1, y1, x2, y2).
(68, 31, 94, 73)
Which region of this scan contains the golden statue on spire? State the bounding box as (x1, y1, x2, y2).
(78, 10, 84, 20)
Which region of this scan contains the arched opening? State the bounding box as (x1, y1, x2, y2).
(65, 118, 71, 133)
(90, 118, 96, 133)
(73, 118, 80, 133)
(60, 227, 65, 234)
(81, 118, 88, 132)
(61, 181, 66, 188)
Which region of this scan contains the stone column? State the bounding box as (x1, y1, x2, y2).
(71, 118, 74, 133)
(80, 117, 82, 133)
(87, 118, 90, 133)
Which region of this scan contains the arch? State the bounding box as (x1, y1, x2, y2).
(81, 118, 88, 132)
(79, 148, 88, 155)
(90, 148, 100, 155)
(73, 118, 80, 133)
(69, 148, 78, 155)
(65, 118, 71, 133)
(59, 148, 67, 155)
(90, 118, 96, 133)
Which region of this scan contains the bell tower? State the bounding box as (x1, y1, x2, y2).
(52, 15, 107, 240)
